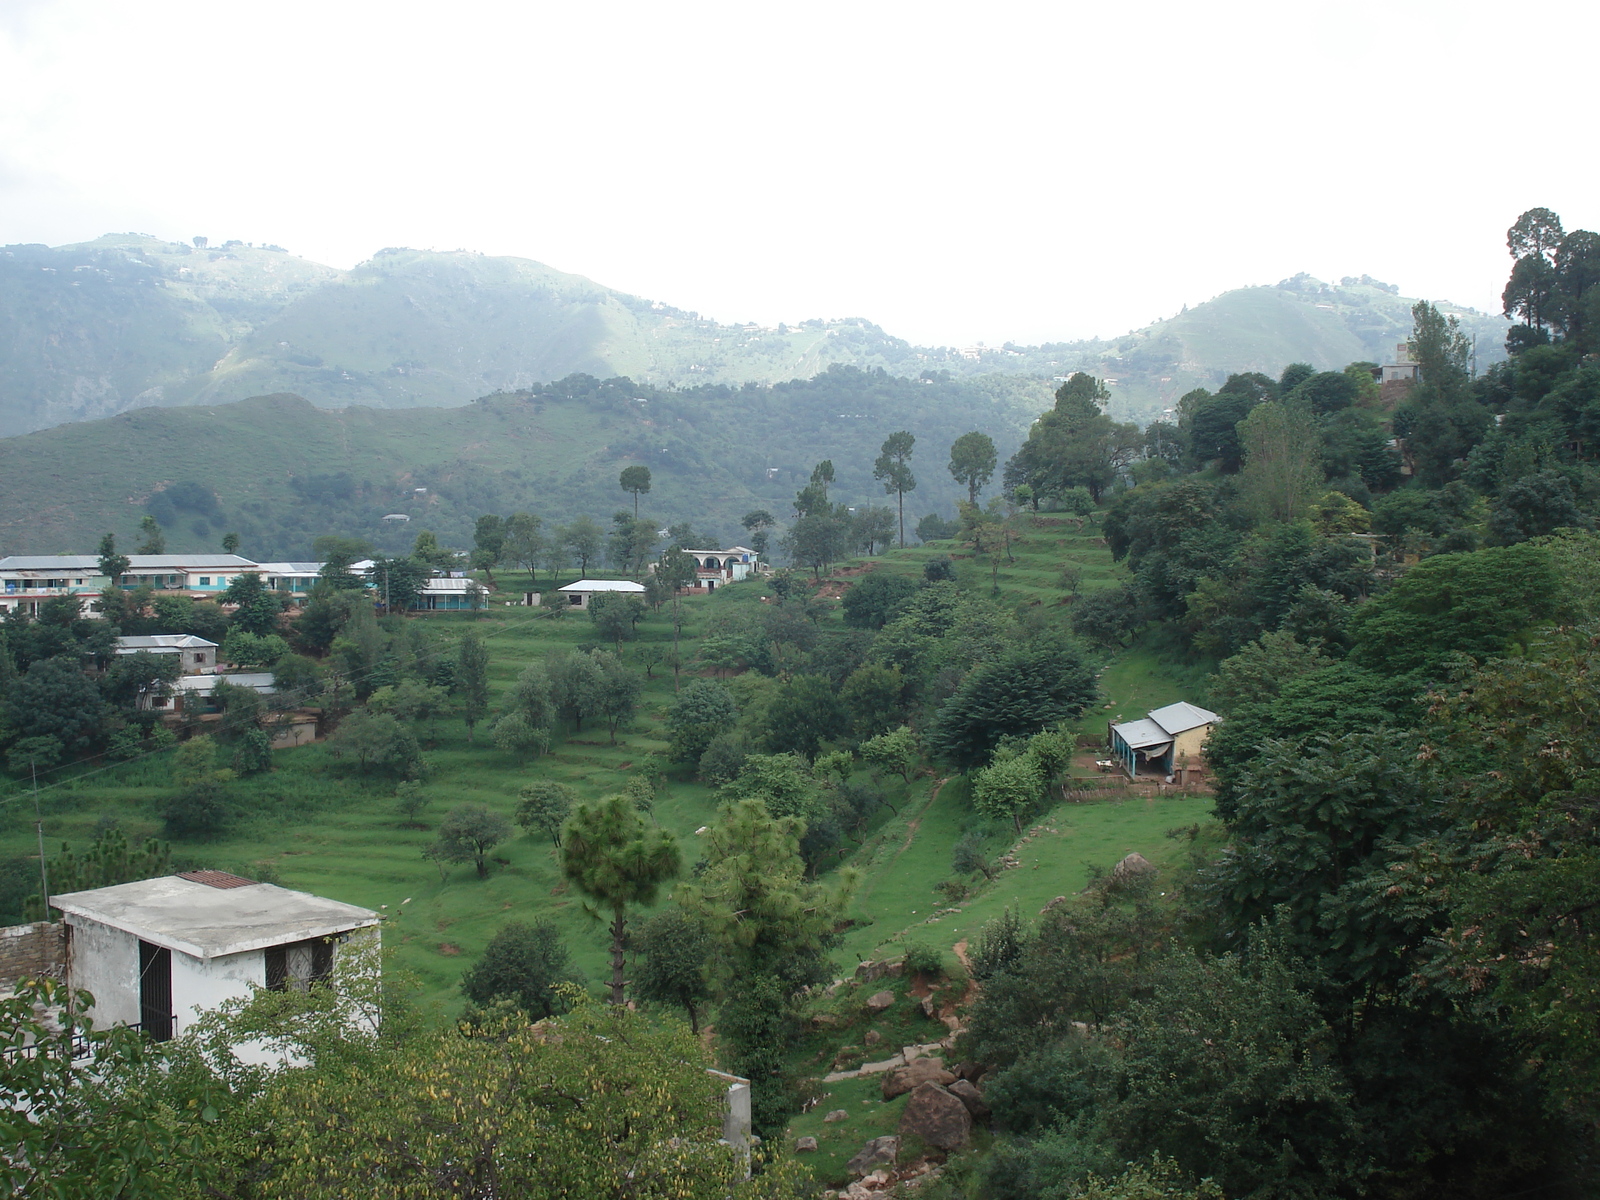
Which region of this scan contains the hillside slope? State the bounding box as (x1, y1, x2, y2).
(1, 235, 1507, 435)
(0, 370, 1050, 559)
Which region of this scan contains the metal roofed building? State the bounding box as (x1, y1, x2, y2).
(1109, 701, 1221, 780)
(51, 873, 379, 1057)
(113, 634, 219, 673)
(556, 578, 648, 609)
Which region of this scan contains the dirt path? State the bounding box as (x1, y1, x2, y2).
(952, 939, 980, 1009)
(889, 776, 948, 864)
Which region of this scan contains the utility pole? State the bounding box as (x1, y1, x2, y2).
(32, 763, 49, 918)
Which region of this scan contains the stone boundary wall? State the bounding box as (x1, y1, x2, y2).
(0, 921, 66, 991)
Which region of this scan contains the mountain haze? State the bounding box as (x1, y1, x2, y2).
(1, 235, 1508, 436)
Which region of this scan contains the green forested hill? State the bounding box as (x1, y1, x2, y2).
(0, 234, 1507, 436)
(0, 369, 1050, 558)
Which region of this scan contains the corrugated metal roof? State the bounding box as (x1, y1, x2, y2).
(1112, 718, 1172, 750)
(115, 634, 218, 650)
(176, 870, 257, 889)
(558, 579, 647, 592)
(0, 553, 258, 571)
(1148, 702, 1220, 734)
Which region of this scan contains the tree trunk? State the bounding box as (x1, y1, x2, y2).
(687, 1001, 699, 1035)
(475, 853, 489, 878)
(898, 490, 905, 547)
(608, 909, 627, 1005)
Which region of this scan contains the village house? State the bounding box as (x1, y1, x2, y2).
(47, 871, 379, 1061)
(1108, 701, 1220, 782)
(677, 546, 759, 592)
(113, 634, 219, 674)
(556, 578, 647, 609)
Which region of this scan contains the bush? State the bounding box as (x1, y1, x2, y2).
(459, 919, 583, 1019)
(902, 941, 942, 980)
(697, 731, 748, 786)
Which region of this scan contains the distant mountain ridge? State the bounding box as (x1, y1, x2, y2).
(0, 234, 1509, 436)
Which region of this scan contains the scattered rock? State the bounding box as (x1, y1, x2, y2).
(948, 1078, 991, 1121)
(845, 1134, 899, 1177)
(897, 1081, 972, 1151)
(954, 1060, 987, 1082)
(881, 1056, 954, 1100)
(796, 1136, 819, 1152)
(855, 960, 905, 983)
(831, 1046, 861, 1069)
(1040, 895, 1068, 915)
(864, 1029, 882, 1045)
(824, 1109, 850, 1123)
(864, 1169, 891, 1185)
(813, 1012, 841, 1029)
(919, 995, 938, 1019)
(865, 990, 895, 1012)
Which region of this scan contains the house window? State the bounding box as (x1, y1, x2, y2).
(265, 937, 336, 992)
(199, 577, 210, 586)
(568, 594, 582, 605)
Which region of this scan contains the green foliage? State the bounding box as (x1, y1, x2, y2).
(516, 780, 577, 845)
(666, 679, 738, 764)
(840, 571, 919, 629)
(221, 628, 289, 668)
(1207, 630, 1334, 713)
(930, 638, 1097, 769)
(859, 724, 918, 782)
(328, 710, 423, 779)
(760, 673, 847, 759)
(492, 663, 554, 755)
(972, 752, 1046, 834)
(456, 631, 490, 740)
(8, 656, 108, 756)
(1347, 542, 1564, 674)
(0, 978, 213, 1199)
(631, 908, 713, 1033)
(221, 570, 283, 635)
(560, 795, 681, 1004)
(459, 919, 582, 1019)
(720, 753, 822, 824)
(949, 430, 999, 505)
(430, 803, 513, 879)
(901, 940, 942, 979)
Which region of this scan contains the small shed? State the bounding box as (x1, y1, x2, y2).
(1109, 701, 1219, 780)
(51, 872, 378, 1059)
(556, 579, 647, 609)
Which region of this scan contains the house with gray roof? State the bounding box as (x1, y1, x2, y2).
(1109, 701, 1220, 780)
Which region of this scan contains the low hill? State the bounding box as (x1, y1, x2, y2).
(1, 235, 1507, 435)
(0, 369, 1051, 559)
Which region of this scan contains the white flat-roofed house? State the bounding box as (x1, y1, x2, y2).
(677, 547, 758, 591)
(51, 871, 379, 1062)
(114, 634, 219, 674)
(556, 579, 647, 609)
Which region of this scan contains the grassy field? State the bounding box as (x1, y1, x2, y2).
(1, 510, 1206, 1022)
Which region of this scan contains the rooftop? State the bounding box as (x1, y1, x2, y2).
(51, 875, 378, 959)
(0, 554, 258, 572)
(1147, 701, 1220, 734)
(558, 578, 647, 593)
(114, 634, 218, 651)
(1110, 718, 1172, 750)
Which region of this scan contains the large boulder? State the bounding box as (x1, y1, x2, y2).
(897, 1081, 972, 1151)
(796, 1136, 819, 1152)
(881, 1055, 954, 1099)
(948, 1078, 991, 1121)
(1111, 852, 1156, 884)
(844, 1135, 899, 1176)
(865, 990, 896, 1012)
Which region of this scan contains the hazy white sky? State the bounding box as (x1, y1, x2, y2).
(1, 0, 1594, 347)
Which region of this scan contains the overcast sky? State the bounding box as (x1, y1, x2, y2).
(1, 0, 1594, 347)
